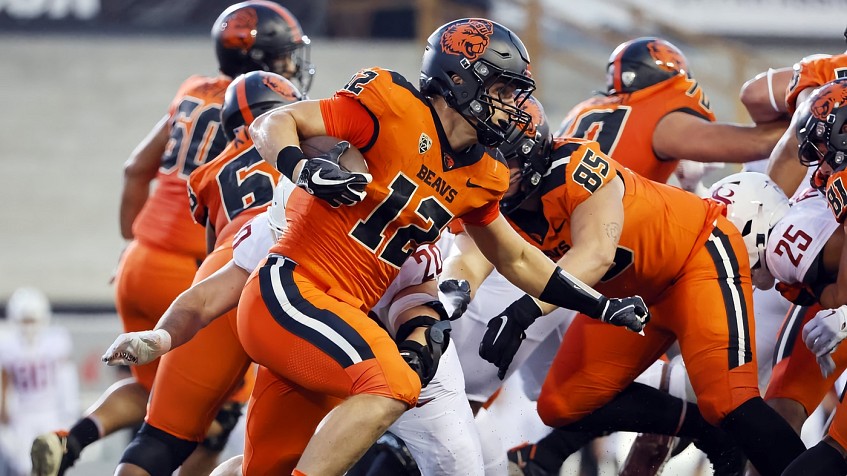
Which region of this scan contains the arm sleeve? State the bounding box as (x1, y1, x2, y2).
(319, 95, 377, 151)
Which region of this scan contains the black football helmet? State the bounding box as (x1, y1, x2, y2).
(498, 96, 551, 215)
(606, 37, 689, 94)
(796, 78, 847, 176)
(420, 18, 536, 147)
(213, 0, 314, 95)
(221, 70, 302, 141)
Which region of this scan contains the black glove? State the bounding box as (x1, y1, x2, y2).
(438, 279, 471, 320)
(597, 295, 650, 333)
(479, 294, 543, 380)
(296, 141, 371, 207)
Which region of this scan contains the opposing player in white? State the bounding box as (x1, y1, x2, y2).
(103, 180, 484, 476)
(2, 288, 78, 476)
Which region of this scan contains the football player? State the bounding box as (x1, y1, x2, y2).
(739, 30, 847, 195)
(778, 78, 847, 475)
(461, 96, 805, 476)
(30, 3, 314, 476)
(1, 288, 77, 476)
(558, 37, 782, 184)
(243, 18, 647, 476)
(110, 70, 301, 476)
(105, 179, 488, 476)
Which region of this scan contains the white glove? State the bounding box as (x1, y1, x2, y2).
(818, 354, 838, 378)
(101, 329, 172, 366)
(802, 307, 847, 376)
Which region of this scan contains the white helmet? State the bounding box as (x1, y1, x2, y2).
(708, 172, 790, 289)
(268, 178, 296, 241)
(7, 287, 51, 325)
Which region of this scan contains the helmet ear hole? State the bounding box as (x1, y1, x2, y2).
(741, 219, 753, 237)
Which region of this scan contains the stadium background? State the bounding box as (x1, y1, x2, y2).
(1, 0, 845, 473)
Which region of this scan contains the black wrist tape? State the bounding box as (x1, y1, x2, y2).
(276, 146, 306, 180)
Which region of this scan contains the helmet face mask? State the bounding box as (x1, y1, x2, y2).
(498, 96, 551, 214)
(420, 18, 536, 147)
(606, 37, 689, 95)
(213, 0, 315, 95)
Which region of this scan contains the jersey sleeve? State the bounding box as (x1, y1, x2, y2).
(232, 213, 276, 273)
(319, 95, 376, 150)
(459, 200, 500, 227)
(556, 139, 619, 217)
(786, 55, 832, 113)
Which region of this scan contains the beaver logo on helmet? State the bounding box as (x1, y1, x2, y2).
(810, 81, 847, 120)
(523, 96, 545, 139)
(262, 76, 300, 102)
(219, 8, 259, 50)
(646, 40, 687, 74)
(440, 19, 494, 62)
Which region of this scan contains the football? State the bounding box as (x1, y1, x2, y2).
(300, 136, 369, 174)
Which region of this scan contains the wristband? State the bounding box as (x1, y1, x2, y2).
(276, 146, 306, 180)
(538, 266, 606, 318)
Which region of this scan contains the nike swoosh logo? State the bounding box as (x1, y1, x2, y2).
(551, 218, 567, 234)
(493, 315, 509, 342)
(466, 178, 483, 188)
(311, 170, 354, 186)
(415, 397, 436, 408)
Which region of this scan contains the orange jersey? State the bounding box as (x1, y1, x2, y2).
(504, 138, 723, 303)
(786, 54, 847, 113)
(271, 67, 509, 310)
(556, 75, 715, 183)
(188, 128, 280, 248)
(133, 75, 231, 260)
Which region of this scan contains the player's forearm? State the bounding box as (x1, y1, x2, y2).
(250, 109, 302, 172)
(440, 238, 493, 300)
(119, 178, 151, 239)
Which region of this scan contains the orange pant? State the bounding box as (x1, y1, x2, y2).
(537, 220, 760, 426)
(830, 387, 847, 449)
(236, 256, 421, 475)
(145, 245, 255, 441)
(114, 240, 199, 391)
(765, 303, 847, 415)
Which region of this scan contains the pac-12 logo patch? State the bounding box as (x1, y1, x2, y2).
(419, 133, 432, 154)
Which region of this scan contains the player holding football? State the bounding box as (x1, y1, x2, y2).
(243, 18, 648, 476)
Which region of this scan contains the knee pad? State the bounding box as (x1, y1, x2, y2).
(202, 402, 244, 452)
(120, 423, 198, 476)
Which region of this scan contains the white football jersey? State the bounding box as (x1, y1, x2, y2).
(767, 187, 839, 284)
(232, 212, 277, 274)
(0, 326, 71, 411)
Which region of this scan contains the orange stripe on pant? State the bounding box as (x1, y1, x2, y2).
(537, 217, 760, 427)
(145, 245, 255, 442)
(236, 257, 421, 475)
(114, 240, 199, 391)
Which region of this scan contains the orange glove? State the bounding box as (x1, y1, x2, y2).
(775, 281, 821, 306)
